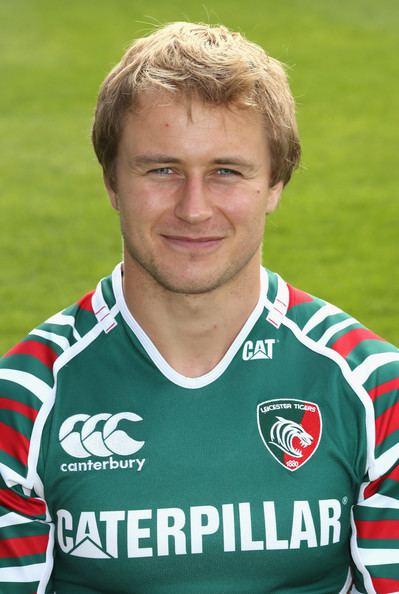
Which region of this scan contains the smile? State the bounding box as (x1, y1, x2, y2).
(161, 235, 224, 250)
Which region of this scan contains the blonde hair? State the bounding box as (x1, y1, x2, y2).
(92, 22, 301, 188)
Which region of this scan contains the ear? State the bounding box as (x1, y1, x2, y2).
(265, 180, 284, 215)
(103, 172, 119, 211)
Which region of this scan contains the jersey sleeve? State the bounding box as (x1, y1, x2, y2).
(0, 291, 98, 592)
(350, 359, 399, 594)
(0, 329, 62, 592)
(283, 283, 399, 594)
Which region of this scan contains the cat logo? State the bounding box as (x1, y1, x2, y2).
(242, 339, 276, 361)
(257, 399, 322, 471)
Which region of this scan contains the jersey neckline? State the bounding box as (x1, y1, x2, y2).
(110, 263, 269, 389)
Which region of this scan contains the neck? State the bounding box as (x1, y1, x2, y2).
(122, 258, 262, 377)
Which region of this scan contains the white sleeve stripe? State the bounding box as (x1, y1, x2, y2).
(0, 512, 31, 528)
(358, 493, 399, 509)
(352, 353, 399, 384)
(357, 547, 399, 565)
(28, 329, 71, 351)
(371, 443, 399, 480)
(37, 522, 54, 594)
(318, 317, 358, 346)
(92, 280, 118, 334)
(301, 303, 341, 335)
(265, 274, 289, 329)
(0, 369, 52, 403)
(0, 562, 45, 581)
(44, 312, 81, 341)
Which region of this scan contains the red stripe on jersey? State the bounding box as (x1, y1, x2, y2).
(0, 489, 46, 518)
(330, 327, 384, 358)
(77, 290, 95, 311)
(372, 577, 399, 594)
(0, 397, 38, 422)
(0, 534, 48, 558)
(368, 377, 399, 401)
(0, 422, 29, 466)
(287, 285, 313, 309)
(356, 519, 399, 540)
(375, 401, 399, 446)
(4, 340, 58, 368)
(364, 465, 399, 499)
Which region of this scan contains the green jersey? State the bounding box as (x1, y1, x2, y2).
(1, 264, 398, 593)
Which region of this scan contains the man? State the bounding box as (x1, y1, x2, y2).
(0, 22, 398, 594)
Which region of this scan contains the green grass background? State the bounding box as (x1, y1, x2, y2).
(1, 0, 398, 353)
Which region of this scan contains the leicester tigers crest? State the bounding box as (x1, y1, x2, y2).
(257, 399, 322, 471)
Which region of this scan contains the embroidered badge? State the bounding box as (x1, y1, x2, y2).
(257, 398, 322, 471)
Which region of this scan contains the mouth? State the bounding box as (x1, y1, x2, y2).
(160, 234, 224, 251)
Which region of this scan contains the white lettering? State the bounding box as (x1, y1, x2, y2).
(76, 511, 102, 548)
(127, 509, 153, 557)
(319, 499, 341, 545)
(260, 403, 292, 414)
(290, 501, 317, 549)
(264, 339, 276, 358)
(110, 457, 119, 470)
(100, 511, 126, 558)
(239, 502, 263, 551)
(190, 506, 219, 554)
(55, 497, 343, 561)
(57, 509, 73, 553)
(293, 403, 315, 412)
(59, 456, 146, 473)
(254, 340, 266, 356)
(222, 504, 236, 552)
(242, 341, 253, 361)
(243, 339, 275, 360)
(136, 459, 145, 472)
(263, 502, 288, 549)
(157, 508, 187, 556)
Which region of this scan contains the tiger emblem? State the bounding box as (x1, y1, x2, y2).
(269, 416, 313, 458)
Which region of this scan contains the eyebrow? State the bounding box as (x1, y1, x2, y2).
(131, 154, 256, 170)
(132, 154, 182, 165)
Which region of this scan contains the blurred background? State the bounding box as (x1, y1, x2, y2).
(1, 0, 398, 352)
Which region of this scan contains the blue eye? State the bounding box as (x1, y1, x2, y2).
(150, 167, 174, 175)
(217, 168, 240, 176)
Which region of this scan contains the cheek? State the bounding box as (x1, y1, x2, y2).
(223, 188, 268, 226)
(117, 184, 160, 223)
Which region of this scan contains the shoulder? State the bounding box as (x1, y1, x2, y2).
(265, 270, 399, 399)
(0, 288, 103, 482)
(1, 288, 99, 380)
(267, 275, 399, 475)
(282, 281, 398, 366)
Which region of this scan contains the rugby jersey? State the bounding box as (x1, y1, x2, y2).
(0, 264, 398, 593)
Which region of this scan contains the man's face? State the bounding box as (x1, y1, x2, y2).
(105, 93, 283, 295)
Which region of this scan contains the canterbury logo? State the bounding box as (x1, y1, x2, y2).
(59, 412, 145, 459)
(269, 417, 313, 458)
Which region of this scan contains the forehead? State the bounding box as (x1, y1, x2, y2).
(119, 91, 268, 160)
(130, 90, 262, 126)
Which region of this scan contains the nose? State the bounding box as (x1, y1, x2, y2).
(174, 175, 213, 224)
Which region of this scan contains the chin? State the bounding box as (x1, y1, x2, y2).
(152, 274, 225, 295)
(125, 245, 256, 295)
